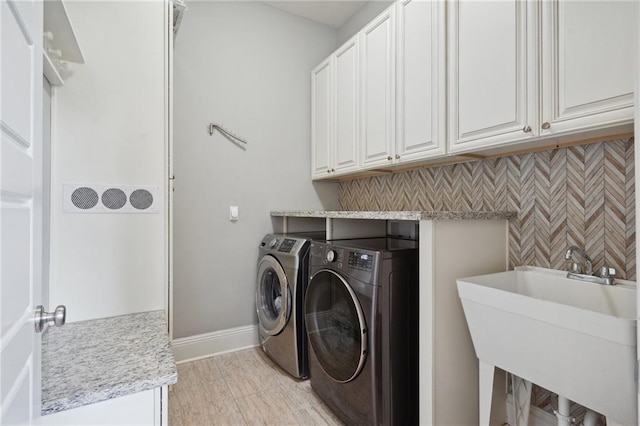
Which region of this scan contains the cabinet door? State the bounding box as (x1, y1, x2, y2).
(540, 1, 634, 135)
(311, 58, 332, 179)
(396, 0, 445, 163)
(333, 37, 359, 175)
(448, 0, 537, 153)
(360, 6, 395, 168)
(36, 387, 164, 425)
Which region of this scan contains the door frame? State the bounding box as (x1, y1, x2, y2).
(165, 0, 174, 339)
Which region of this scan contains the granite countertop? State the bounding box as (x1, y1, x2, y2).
(41, 310, 177, 415)
(271, 210, 516, 220)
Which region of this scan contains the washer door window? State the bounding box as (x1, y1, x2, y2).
(305, 269, 367, 383)
(257, 255, 291, 336)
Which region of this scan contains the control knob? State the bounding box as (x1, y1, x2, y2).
(269, 238, 278, 248)
(326, 250, 337, 263)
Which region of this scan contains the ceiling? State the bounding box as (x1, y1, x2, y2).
(263, 1, 368, 29)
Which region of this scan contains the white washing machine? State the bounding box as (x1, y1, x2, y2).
(256, 233, 320, 379)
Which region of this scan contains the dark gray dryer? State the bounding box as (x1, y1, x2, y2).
(256, 233, 319, 379)
(305, 238, 419, 425)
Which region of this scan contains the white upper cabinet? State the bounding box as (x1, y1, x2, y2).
(396, 0, 446, 163)
(313, 0, 634, 178)
(540, 0, 634, 135)
(360, 6, 396, 168)
(333, 37, 359, 175)
(311, 58, 332, 178)
(448, 0, 634, 154)
(448, 0, 538, 153)
(311, 38, 359, 180)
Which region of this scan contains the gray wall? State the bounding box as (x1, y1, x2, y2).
(337, 0, 394, 45)
(173, 1, 339, 339)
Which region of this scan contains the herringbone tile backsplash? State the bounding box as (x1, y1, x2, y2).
(339, 137, 636, 280)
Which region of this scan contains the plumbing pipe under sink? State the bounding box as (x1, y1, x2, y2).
(554, 397, 619, 426)
(583, 409, 599, 426)
(554, 396, 572, 426)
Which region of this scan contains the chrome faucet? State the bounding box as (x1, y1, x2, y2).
(564, 246, 616, 285)
(564, 245, 593, 275)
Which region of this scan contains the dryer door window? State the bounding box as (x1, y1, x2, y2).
(305, 269, 367, 383)
(257, 255, 291, 336)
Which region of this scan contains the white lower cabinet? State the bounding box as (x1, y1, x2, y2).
(36, 387, 167, 426)
(448, 0, 634, 154)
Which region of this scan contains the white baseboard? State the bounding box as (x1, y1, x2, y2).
(171, 324, 260, 363)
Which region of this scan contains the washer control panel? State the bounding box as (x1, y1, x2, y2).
(278, 238, 296, 253)
(259, 234, 308, 256)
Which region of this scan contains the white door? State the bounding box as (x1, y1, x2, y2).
(1, 0, 45, 423)
(311, 58, 332, 179)
(333, 36, 359, 175)
(395, 0, 445, 163)
(447, 0, 538, 153)
(360, 5, 395, 168)
(540, 0, 634, 136)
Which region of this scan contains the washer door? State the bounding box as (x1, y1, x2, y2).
(305, 269, 368, 383)
(256, 255, 291, 336)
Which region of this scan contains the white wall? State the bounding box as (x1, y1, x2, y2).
(173, 1, 339, 339)
(337, 0, 394, 45)
(50, 1, 167, 322)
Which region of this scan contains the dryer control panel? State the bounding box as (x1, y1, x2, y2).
(310, 241, 380, 285)
(348, 252, 374, 272)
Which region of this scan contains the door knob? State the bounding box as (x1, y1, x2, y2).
(541, 122, 551, 130)
(395, 154, 400, 159)
(387, 156, 392, 161)
(34, 305, 66, 333)
(522, 125, 531, 133)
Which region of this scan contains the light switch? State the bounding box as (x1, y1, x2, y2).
(230, 206, 239, 221)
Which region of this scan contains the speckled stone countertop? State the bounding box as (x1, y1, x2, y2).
(271, 210, 516, 220)
(41, 310, 177, 415)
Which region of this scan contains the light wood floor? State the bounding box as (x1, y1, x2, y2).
(168, 347, 343, 425)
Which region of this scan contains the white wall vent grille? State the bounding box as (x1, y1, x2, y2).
(64, 184, 160, 214)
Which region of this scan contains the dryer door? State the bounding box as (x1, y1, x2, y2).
(256, 255, 291, 336)
(305, 269, 368, 383)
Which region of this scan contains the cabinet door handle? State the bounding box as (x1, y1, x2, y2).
(331, 168, 335, 172)
(522, 125, 531, 133)
(541, 122, 551, 130)
(327, 169, 331, 174)
(395, 154, 400, 159)
(387, 156, 393, 161)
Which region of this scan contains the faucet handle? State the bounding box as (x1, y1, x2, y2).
(600, 266, 616, 278)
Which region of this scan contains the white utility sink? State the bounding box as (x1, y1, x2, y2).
(457, 266, 637, 426)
